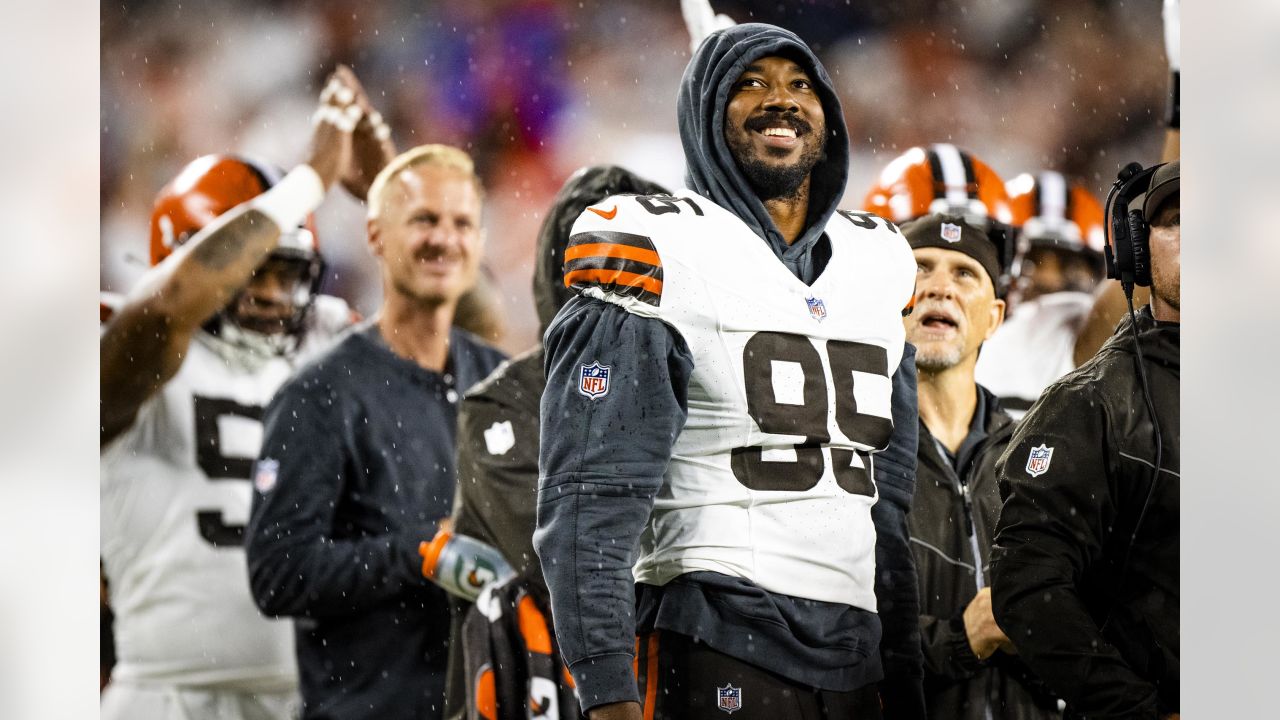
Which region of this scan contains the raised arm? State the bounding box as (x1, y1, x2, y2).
(100, 70, 361, 446)
(336, 65, 398, 201)
(1161, 0, 1180, 163)
(680, 0, 736, 53)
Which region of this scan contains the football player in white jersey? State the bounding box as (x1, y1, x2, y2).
(973, 173, 1108, 418)
(100, 67, 391, 720)
(535, 22, 925, 720)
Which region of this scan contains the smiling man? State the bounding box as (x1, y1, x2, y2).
(244, 145, 505, 720)
(535, 23, 925, 720)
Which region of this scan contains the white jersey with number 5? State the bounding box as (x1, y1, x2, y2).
(101, 295, 352, 691)
(565, 191, 915, 611)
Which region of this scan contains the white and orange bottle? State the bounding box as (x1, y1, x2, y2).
(419, 528, 516, 601)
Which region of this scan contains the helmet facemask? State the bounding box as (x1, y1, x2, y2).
(150, 154, 327, 358)
(208, 241, 324, 357)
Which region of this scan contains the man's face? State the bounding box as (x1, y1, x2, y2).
(1017, 246, 1101, 302)
(723, 55, 827, 201)
(227, 255, 313, 335)
(1149, 193, 1180, 313)
(906, 247, 1006, 373)
(369, 164, 483, 306)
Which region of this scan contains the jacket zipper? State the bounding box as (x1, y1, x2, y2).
(932, 436, 993, 720)
(931, 437, 984, 591)
(960, 480, 985, 590)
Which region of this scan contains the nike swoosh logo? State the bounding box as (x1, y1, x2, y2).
(588, 205, 618, 220)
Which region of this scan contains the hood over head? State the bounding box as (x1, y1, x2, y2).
(533, 165, 669, 336)
(678, 23, 850, 282)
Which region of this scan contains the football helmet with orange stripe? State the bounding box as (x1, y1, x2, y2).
(862, 143, 1015, 293)
(149, 155, 324, 340)
(1005, 171, 1106, 299)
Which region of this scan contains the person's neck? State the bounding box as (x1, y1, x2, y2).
(917, 361, 979, 454)
(1151, 294, 1179, 323)
(376, 291, 455, 372)
(763, 176, 812, 245)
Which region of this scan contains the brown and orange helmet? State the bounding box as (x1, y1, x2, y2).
(149, 154, 324, 337)
(1005, 171, 1105, 256)
(863, 143, 1016, 293)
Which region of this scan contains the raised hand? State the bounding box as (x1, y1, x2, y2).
(1163, 0, 1180, 72)
(308, 69, 363, 191)
(329, 64, 397, 201)
(680, 0, 736, 53)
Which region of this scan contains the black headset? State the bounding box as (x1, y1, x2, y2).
(1100, 161, 1169, 629)
(1103, 161, 1163, 293)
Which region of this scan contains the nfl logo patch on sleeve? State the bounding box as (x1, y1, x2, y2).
(578, 361, 611, 399)
(1025, 444, 1054, 477)
(717, 684, 742, 714)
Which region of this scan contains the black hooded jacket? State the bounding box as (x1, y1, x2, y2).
(677, 23, 850, 284)
(990, 306, 1179, 719)
(534, 23, 924, 717)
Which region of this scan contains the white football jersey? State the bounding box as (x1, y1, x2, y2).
(567, 191, 915, 611)
(974, 291, 1093, 419)
(101, 295, 353, 690)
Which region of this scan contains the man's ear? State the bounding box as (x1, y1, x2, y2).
(985, 297, 1007, 341)
(367, 218, 383, 257)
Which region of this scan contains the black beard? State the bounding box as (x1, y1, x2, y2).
(737, 151, 820, 201)
(727, 112, 826, 202)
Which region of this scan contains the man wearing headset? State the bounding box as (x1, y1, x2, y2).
(988, 161, 1179, 720)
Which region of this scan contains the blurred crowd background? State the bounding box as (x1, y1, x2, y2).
(101, 0, 1167, 355)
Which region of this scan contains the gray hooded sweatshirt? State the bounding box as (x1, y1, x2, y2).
(534, 23, 925, 717)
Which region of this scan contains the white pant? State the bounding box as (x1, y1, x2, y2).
(101, 682, 299, 720)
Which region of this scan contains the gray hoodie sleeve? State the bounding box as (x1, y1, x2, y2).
(533, 295, 693, 712)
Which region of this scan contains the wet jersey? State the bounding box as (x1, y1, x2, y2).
(566, 191, 916, 610)
(100, 296, 352, 690)
(974, 291, 1092, 418)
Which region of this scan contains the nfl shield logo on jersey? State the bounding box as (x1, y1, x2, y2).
(941, 222, 963, 243)
(1025, 444, 1054, 477)
(805, 296, 828, 322)
(253, 458, 279, 493)
(717, 684, 742, 714)
(578, 361, 611, 399)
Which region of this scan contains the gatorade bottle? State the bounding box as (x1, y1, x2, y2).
(419, 528, 516, 601)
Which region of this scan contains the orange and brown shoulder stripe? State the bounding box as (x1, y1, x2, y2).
(563, 230, 663, 306)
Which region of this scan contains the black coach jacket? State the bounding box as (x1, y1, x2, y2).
(911, 387, 1060, 720)
(990, 307, 1179, 719)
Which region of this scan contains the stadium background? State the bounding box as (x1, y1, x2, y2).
(101, 0, 1166, 355)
